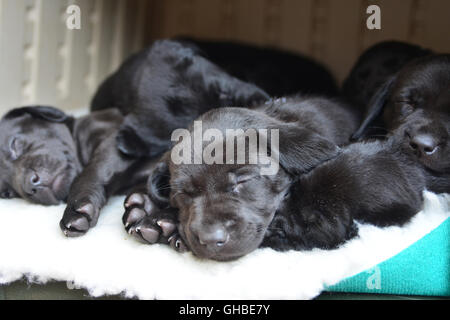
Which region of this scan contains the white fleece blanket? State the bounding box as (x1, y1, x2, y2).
(0, 191, 448, 300)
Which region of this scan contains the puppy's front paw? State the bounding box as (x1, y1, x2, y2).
(127, 215, 178, 245)
(123, 192, 182, 248)
(60, 203, 99, 237)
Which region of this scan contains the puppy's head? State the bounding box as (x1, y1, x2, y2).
(342, 41, 432, 111)
(352, 54, 450, 173)
(149, 152, 291, 261)
(0, 106, 81, 205)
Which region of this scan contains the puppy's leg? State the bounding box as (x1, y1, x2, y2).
(60, 136, 134, 237)
(122, 186, 188, 252)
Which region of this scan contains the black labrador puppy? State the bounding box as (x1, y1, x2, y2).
(144, 134, 425, 261)
(91, 39, 338, 159)
(344, 43, 450, 193)
(119, 97, 410, 261)
(0, 106, 157, 236)
(342, 41, 432, 118)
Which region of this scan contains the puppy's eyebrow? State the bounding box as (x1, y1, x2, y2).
(229, 166, 260, 176)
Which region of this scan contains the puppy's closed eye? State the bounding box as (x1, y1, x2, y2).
(230, 179, 252, 194)
(180, 188, 197, 197)
(0, 188, 16, 199)
(227, 170, 260, 194)
(172, 186, 198, 205)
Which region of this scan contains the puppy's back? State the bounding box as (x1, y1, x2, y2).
(180, 37, 339, 97)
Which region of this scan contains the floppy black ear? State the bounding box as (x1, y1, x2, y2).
(351, 76, 396, 141)
(5, 105, 69, 122)
(269, 124, 340, 175)
(147, 153, 171, 208)
(4, 105, 75, 131)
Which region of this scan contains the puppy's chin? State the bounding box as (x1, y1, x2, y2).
(22, 188, 59, 206)
(419, 159, 449, 175)
(182, 227, 264, 261)
(398, 139, 449, 173)
(189, 244, 257, 262)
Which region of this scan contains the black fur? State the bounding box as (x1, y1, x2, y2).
(0, 106, 157, 236)
(121, 96, 397, 260)
(342, 41, 432, 124)
(177, 37, 338, 97)
(261, 137, 425, 251)
(91, 39, 338, 159)
(344, 43, 450, 193)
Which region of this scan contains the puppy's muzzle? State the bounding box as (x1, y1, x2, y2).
(408, 133, 438, 156)
(21, 170, 60, 205)
(190, 223, 230, 250)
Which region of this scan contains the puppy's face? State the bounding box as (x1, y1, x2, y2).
(0, 107, 81, 205)
(166, 162, 291, 261)
(385, 57, 450, 173)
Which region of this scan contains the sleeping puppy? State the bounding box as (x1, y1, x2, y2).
(349, 54, 450, 193)
(123, 118, 427, 260)
(121, 96, 367, 260)
(90, 39, 338, 159)
(0, 106, 157, 236)
(129, 135, 425, 260)
(342, 41, 432, 121)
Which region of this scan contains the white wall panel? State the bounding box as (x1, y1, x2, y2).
(0, 0, 146, 114)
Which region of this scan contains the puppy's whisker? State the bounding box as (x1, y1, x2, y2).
(266, 227, 284, 231)
(155, 186, 172, 190)
(367, 126, 388, 131)
(370, 134, 388, 138)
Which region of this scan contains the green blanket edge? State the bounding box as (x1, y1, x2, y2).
(326, 217, 450, 297)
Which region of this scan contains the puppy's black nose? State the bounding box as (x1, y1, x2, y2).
(198, 226, 229, 248)
(30, 173, 41, 186)
(409, 134, 438, 155)
(23, 172, 41, 195)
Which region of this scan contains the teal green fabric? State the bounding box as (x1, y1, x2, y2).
(327, 218, 450, 296)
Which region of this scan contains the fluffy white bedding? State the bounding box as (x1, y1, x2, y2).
(0, 191, 448, 299)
